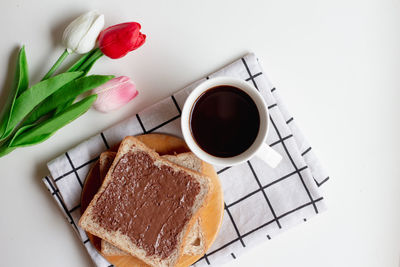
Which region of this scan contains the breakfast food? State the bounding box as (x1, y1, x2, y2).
(102, 217, 205, 257)
(97, 151, 206, 256)
(181, 217, 204, 256)
(163, 152, 202, 173)
(99, 151, 115, 180)
(79, 136, 210, 267)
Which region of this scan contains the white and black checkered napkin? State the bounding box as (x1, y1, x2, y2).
(42, 53, 329, 267)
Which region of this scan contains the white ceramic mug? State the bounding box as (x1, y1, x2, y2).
(181, 77, 282, 167)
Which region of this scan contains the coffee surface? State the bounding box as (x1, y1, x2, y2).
(190, 85, 260, 157)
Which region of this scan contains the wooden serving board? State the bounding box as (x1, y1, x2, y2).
(80, 134, 224, 267)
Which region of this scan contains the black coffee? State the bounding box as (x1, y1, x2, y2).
(190, 85, 260, 158)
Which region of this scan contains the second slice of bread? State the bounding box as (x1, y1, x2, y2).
(79, 136, 210, 267)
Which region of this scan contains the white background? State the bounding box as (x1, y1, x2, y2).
(0, 0, 399, 266)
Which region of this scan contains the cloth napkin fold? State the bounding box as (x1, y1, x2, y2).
(42, 53, 329, 267)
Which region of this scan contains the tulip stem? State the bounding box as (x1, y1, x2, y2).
(77, 48, 103, 72)
(66, 50, 96, 72)
(41, 49, 69, 81)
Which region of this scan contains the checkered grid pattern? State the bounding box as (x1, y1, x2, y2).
(42, 53, 329, 267)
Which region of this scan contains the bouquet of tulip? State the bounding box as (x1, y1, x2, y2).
(0, 11, 145, 157)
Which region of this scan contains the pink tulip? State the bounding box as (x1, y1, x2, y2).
(92, 76, 138, 112)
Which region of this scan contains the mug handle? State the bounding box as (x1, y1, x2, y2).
(255, 143, 282, 168)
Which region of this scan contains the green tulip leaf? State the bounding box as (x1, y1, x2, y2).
(0, 46, 29, 137)
(17, 46, 29, 96)
(0, 145, 15, 158)
(8, 121, 40, 146)
(9, 94, 97, 147)
(0, 71, 82, 141)
(54, 61, 105, 114)
(54, 99, 75, 115)
(24, 75, 113, 124)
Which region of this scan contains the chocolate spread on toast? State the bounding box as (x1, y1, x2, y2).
(91, 151, 201, 259)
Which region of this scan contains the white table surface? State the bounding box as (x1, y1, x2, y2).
(0, 0, 399, 266)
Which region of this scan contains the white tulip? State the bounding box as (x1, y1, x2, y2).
(62, 10, 104, 54)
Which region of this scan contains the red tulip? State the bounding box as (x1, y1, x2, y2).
(98, 22, 146, 59)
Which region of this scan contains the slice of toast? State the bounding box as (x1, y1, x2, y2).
(99, 152, 115, 181)
(99, 151, 206, 256)
(163, 152, 202, 173)
(79, 136, 210, 267)
(182, 217, 205, 256)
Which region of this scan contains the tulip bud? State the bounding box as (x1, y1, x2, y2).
(62, 10, 105, 54)
(98, 22, 146, 59)
(92, 76, 138, 113)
